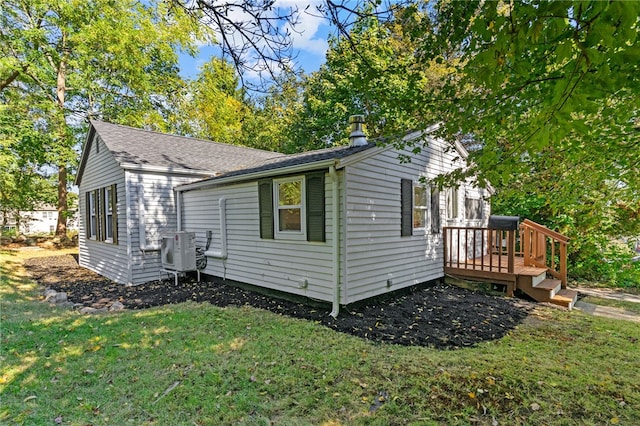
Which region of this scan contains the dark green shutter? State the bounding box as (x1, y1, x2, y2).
(258, 179, 274, 239)
(306, 172, 326, 242)
(111, 184, 118, 244)
(401, 179, 412, 236)
(431, 188, 441, 234)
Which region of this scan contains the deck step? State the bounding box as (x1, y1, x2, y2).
(517, 267, 548, 286)
(533, 278, 561, 298)
(550, 289, 579, 310)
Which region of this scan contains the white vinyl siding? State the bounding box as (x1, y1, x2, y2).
(181, 175, 336, 302)
(343, 138, 469, 304)
(127, 172, 201, 285)
(78, 135, 128, 284)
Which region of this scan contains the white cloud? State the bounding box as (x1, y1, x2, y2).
(275, 0, 329, 56)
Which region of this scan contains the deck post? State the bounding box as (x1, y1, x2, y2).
(560, 242, 568, 288)
(443, 228, 448, 269)
(507, 229, 515, 274)
(522, 226, 531, 267)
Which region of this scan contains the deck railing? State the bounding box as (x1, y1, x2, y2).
(520, 219, 569, 287)
(443, 226, 516, 274)
(444, 219, 569, 287)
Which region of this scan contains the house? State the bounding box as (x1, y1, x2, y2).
(175, 116, 491, 316)
(78, 119, 578, 313)
(75, 120, 281, 284)
(0, 204, 78, 235)
(77, 119, 489, 303)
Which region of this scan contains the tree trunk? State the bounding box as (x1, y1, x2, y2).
(56, 164, 68, 237)
(54, 39, 68, 239)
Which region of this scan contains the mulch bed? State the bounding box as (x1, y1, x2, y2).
(23, 254, 534, 349)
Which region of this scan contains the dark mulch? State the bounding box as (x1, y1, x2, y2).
(23, 254, 534, 349)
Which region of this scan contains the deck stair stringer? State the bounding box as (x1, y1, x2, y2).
(516, 272, 578, 309)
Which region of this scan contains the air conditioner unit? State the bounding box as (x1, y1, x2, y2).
(161, 231, 196, 272)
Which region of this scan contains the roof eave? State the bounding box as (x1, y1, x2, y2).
(74, 124, 96, 186)
(176, 158, 339, 192)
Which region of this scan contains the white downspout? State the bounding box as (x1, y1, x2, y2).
(329, 165, 340, 318)
(176, 190, 183, 232)
(205, 197, 227, 259)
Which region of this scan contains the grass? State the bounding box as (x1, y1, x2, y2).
(2, 249, 640, 425)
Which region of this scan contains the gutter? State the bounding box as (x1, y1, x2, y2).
(176, 160, 337, 193)
(329, 164, 340, 318)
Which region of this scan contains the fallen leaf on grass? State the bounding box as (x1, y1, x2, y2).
(530, 402, 541, 411)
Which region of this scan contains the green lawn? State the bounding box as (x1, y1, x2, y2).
(2, 249, 640, 425)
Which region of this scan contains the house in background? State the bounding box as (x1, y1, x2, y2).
(1, 204, 78, 235)
(175, 117, 490, 315)
(75, 120, 281, 284)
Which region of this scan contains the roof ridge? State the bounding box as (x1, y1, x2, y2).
(89, 119, 279, 155)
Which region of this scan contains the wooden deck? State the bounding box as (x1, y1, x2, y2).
(444, 220, 578, 309)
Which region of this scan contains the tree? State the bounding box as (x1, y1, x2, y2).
(177, 58, 249, 143)
(1, 0, 209, 237)
(242, 69, 306, 153)
(291, 4, 454, 151)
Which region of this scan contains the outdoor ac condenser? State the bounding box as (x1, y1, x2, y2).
(160, 231, 197, 272)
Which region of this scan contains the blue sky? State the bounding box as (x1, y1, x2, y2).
(178, 1, 332, 81)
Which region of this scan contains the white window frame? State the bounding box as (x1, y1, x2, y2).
(104, 186, 113, 242)
(446, 187, 460, 220)
(273, 176, 306, 240)
(88, 192, 97, 239)
(413, 182, 428, 231)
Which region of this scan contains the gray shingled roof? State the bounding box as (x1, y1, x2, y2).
(90, 120, 281, 174)
(211, 143, 376, 180)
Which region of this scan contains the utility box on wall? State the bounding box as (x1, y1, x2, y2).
(161, 231, 196, 271)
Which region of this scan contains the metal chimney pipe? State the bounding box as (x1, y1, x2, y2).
(348, 115, 367, 147)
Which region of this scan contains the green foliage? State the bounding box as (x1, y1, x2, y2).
(292, 4, 454, 150)
(307, 0, 639, 282)
(0, 0, 210, 234)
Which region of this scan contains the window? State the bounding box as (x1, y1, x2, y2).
(465, 196, 484, 220)
(259, 173, 325, 242)
(446, 187, 459, 220)
(88, 191, 97, 239)
(85, 184, 117, 244)
(413, 184, 428, 229)
(104, 186, 114, 241)
(402, 180, 441, 236)
(402, 179, 434, 236)
(276, 177, 304, 234)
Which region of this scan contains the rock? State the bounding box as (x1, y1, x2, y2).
(53, 292, 68, 304)
(79, 306, 107, 315)
(109, 301, 125, 311)
(43, 289, 57, 302)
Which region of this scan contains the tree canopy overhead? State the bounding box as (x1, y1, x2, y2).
(0, 0, 210, 235)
